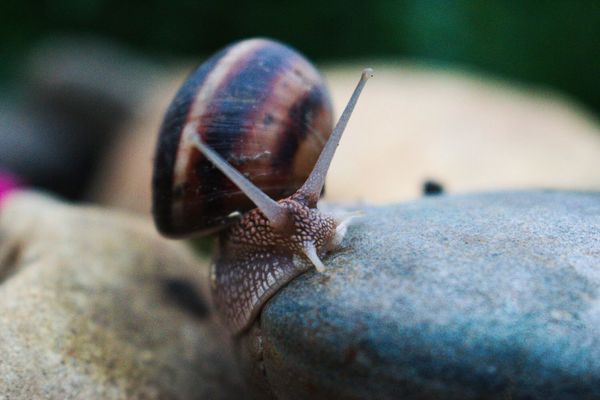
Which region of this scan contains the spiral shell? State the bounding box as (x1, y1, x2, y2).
(152, 38, 334, 237)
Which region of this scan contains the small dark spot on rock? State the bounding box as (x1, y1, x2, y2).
(0, 241, 23, 283)
(423, 180, 444, 196)
(263, 113, 274, 126)
(162, 278, 209, 319)
(343, 347, 358, 365)
(316, 274, 331, 284)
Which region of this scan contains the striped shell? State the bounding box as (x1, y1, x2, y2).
(152, 38, 334, 237)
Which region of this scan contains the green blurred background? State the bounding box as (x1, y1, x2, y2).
(2, 0, 600, 115)
(1, 0, 599, 201)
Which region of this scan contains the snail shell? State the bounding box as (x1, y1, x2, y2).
(152, 38, 334, 237)
(152, 37, 373, 333)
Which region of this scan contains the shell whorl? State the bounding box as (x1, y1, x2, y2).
(153, 38, 334, 237)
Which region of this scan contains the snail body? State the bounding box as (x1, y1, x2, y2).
(152, 38, 372, 333)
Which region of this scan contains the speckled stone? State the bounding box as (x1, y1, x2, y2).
(0, 192, 244, 399)
(239, 190, 600, 400)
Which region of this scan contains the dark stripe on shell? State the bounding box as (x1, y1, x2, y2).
(176, 41, 287, 235)
(152, 45, 229, 236)
(177, 43, 265, 236)
(180, 41, 304, 235)
(273, 84, 329, 178)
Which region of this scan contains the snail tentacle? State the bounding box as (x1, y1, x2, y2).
(299, 68, 374, 203)
(188, 134, 291, 231)
(303, 241, 325, 273)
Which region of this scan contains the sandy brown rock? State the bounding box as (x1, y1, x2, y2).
(88, 71, 182, 216)
(0, 192, 243, 399)
(325, 65, 600, 203)
(90, 63, 600, 214)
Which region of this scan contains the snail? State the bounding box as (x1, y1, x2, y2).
(152, 38, 372, 333)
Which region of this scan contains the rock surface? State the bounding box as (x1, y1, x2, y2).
(239, 190, 600, 400)
(0, 192, 244, 399)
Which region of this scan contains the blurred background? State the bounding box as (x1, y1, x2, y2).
(1, 0, 599, 211)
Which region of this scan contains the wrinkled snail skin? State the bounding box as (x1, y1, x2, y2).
(212, 192, 338, 333)
(152, 38, 334, 237)
(152, 37, 373, 333)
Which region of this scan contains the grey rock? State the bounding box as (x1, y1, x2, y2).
(239, 190, 600, 400)
(0, 192, 245, 399)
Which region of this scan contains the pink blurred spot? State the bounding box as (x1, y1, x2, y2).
(0, 172, 22, 208)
